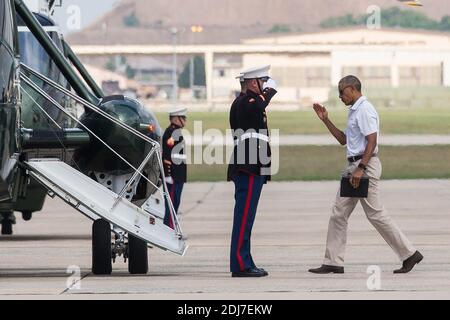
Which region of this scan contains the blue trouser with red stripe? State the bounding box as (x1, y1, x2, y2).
(164, 181, 184, 229)
(230, 172, 266, 273)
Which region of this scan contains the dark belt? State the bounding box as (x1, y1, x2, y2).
(347, 154, 377, 163)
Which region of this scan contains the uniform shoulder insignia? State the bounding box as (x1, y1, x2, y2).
(167, 137, 175, 147)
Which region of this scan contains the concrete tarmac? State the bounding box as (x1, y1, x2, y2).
(1, 180, 449, 299)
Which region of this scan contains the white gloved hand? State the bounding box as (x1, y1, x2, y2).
(165, 176, 174, 185)
(263, 78, 278, 91)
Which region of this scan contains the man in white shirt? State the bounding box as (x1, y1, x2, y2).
(308, 75, 423, 274)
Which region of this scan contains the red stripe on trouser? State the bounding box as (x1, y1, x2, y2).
(236, 175, 254, 271)
(169, 184, 175, 229)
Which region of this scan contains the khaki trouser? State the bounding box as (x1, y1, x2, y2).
(323, 156, 416, 267)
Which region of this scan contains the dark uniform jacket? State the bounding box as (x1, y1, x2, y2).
(227, 88, 277, 181)
(162, 124, 187, 183)
(229, 92, 246, 132)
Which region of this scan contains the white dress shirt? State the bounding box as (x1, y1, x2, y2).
(344, 96, 379, 157)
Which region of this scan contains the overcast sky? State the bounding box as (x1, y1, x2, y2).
(52, 0, 119, 35)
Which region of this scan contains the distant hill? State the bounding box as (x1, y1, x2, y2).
(68, 0, 450, 45)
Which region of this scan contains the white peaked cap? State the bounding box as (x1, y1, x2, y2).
(241, 65, 271, 79)
(169, 107, 188, 117)
(235, 73, 245, 82)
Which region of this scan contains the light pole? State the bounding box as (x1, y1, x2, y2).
(189, 25, 203, 97)
(189, 56, 194, 91)
(171, 27, 179, 103)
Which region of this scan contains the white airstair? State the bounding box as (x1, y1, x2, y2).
(25, 159, 186, 255)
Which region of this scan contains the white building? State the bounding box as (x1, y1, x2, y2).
(240, 28, 450, 104)
(74, 27, 450, 106)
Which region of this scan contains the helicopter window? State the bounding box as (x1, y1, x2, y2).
(0, 0, 15, 103)
(18, 31, 65, 84)
(0, 46, 14, 103)
(0, 3, 4, 38)
(2, 0, 15, 51)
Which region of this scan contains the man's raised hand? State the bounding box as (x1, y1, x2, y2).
(313, 103, 328, 122)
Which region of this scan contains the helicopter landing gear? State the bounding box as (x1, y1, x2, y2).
(22, 211, 32, 221)
(1, 220, 13, 235)
(111, 232, 148, 275)
(92, 219, 112, 275)
(1, 212, 15, 235)
(128, 234, 148, 275)
(111, 232, 128, 264)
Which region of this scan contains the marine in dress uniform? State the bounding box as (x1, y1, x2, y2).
(162, 107, 188, 229)
(228, 65, 278, 277)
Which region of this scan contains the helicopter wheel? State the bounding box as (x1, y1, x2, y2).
(128, 234, 148, 274)
(1, 220, 13, 235)
(22, 211, 32, 221)
(1, 212, 14, 235)
(92, 219, 112, 275)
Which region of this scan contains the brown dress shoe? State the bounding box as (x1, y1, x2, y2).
(308, 264, 344, 274)
(394, 251, 423, 274)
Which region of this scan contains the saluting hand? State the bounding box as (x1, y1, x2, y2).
(313, 103, 329, 122)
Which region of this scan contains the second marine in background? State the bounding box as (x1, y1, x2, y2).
(162, 107, 188, 229)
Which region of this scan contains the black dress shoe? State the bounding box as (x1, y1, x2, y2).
(308, 265, 344, 274)
(252, 265, 267, 272)
(255, 267, 269, 276)
(232, 268, 268, 277)
(394, 251, 423, 274)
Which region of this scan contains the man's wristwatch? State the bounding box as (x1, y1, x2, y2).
(358, 163, 367, 171)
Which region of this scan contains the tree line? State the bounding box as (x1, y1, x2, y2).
(321, 7, 450, 31)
